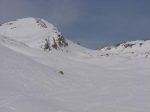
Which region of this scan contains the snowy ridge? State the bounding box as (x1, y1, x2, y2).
(0, 17, 68, 50)
(99, 39, 150, 57)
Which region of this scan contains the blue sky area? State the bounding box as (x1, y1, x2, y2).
(0, 0, 150, 49)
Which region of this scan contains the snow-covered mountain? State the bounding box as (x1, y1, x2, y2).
(0, 17, 68, 50)
(0, 18, 150, 112)
(99, 40, 150, 58)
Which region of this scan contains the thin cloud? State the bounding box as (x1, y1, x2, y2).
(0, 0, 35, 22)
(0, 0, 84, 27)
(45, 0, 84, 27)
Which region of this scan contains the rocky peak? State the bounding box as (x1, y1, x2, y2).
(0, 17, 68, 51)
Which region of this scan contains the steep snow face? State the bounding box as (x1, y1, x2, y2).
(0, 17, 68, 50)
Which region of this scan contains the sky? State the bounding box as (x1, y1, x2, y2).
(0, 0, 150, 49)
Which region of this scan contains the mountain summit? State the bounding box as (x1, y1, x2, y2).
(0, 17, 68, 50)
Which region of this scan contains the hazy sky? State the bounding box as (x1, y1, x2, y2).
(0, 0, 150, 48)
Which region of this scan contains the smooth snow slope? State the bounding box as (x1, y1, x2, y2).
(0, 44, 66, 112)
(0, 18, 150, 112)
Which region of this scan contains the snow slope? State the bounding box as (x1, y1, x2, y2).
(0, 17, 68, 50)
(100, 40, 150, 58)
(0, 18, 150, 112)
(0, 44, 66, 112)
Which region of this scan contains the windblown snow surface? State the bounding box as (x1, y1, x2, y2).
(0, 18, 150, 112)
